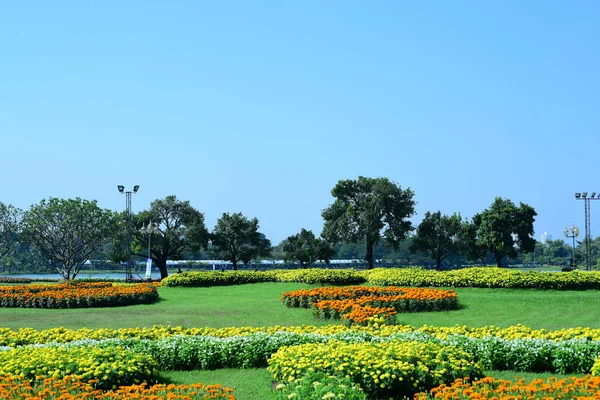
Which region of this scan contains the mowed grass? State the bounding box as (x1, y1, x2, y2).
(2, 283, 600, 331)
(3, 282, 600, 399)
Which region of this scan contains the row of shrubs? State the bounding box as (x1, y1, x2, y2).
(5, 326, 600, 398)
(9, 328, 600, 376)
(4, 322, 600, 347)
(161, 267, 600, 290)
(282, 286, 459, 325)
(0, 374, 235, 399)
(0, 282, 159, 309)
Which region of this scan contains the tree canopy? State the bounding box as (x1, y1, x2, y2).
(131, 195, 210, 279)
(322, 176, 416, 269)
(469, 197, 537, 267)
(0, 202, 21, 259)
(283, 228, 335, 268)
(409, 211, 463, 270)
(211, 212, 271, 270)
(21, 197, 118, 280)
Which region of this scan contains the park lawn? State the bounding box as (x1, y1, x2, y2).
(2, 283, 600, 331)
(3, 282, 600, 399)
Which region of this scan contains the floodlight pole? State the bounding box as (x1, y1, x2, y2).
(575, 192, 599, 271)
(564, 225, 579, 268)
(118, 185, 139, 280)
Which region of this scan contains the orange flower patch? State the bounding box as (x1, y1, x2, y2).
(415, 376, 600, 399)
(0, 374, 235, 399)
(281, 286, 458, 326)
(0, 282, 159, 308)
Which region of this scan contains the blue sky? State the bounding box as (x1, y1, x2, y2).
(1, 1, 599, 244)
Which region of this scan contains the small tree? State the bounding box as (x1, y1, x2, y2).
(131, 195, 209, 279)
(409, 211, 462, 270)
(22, 198, 118, 280)
(283, 228, 335, 268)
(322, 176, 416, 269)
(470, 197, 537, 267)
(211, 212, 271, 270)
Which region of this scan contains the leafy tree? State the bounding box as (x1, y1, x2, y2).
(131, 195, 209, 279)
(409, 211, 463, 270)
(469, 197, 537, 268)
(283, 228, 335, 268)
(322, 176, 416, 269)
(21, 198, 118, 280)
(0, 202, 22, 259)
(211, 212, 271, 270)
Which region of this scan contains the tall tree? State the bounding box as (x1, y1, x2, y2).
(0, 202, 22, 259)
(322, 176, 416, 269)
(21, 197, 118, 280)
(471, 197, 537, 268)
(131, 195, 209, 279)
(211, 212, 271, 270)
(283, 228, 335, 268)
(409, 211, 462, 270)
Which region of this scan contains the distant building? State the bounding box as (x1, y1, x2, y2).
(540, 232, 552, 244)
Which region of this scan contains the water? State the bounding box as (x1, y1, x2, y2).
(4, 272, 164, 280)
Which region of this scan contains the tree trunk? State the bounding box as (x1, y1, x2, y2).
(157, 258, 169, 279)
(494, 251, 503, 268)
(436, 255, 442, 270)
(365, 238, 374, 269)
(232, 259, 238, 271)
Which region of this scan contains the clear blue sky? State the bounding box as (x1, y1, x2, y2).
(1, 1, 599, 244)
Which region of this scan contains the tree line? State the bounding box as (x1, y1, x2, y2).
(0, 176, 548, 280)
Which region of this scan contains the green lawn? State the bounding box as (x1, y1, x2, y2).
(2, 282, 599, 399)
(2, 283, 600, 331)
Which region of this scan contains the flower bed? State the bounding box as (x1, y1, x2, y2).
(415, 376, 600, 399)
(0, 282, 159, 308)
(365, 267, 600, 290)
(0, 345, 158, 389)
(0, 374, 235, 399)
(268, 340, 483, 398)
(162, 269, 366, 287)
(281, 286, 459, 325)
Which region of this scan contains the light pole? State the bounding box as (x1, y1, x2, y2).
(140, 221, 160, 280)
(575, 192, 600, 271)
(563, 225, 579, 268)
(118, 185, 139, 280)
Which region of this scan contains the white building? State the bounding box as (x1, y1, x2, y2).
(540, 232, 552, 244)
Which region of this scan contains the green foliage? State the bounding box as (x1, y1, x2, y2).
(274, 371, 367, 400)
(410, 211, 463, 269)
(283, 228, 335, 268)
(469, 197, 537, 267)
(0, 202, 21, 259)
(322, 176, 416, 269)
(21, 198, 119, 280)
(211, 212, 272, 270)
(132, 195, 210, 279)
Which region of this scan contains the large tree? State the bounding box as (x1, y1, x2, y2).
(211, 212, 271, 270)
(471, 197, 537, 268)
(322, 176, 416, 269)
(21, 198, 118, 280)
(131, 195, 209, 279)
(283, 228, 335, 268)
(409, 211, 463, 270)
(0, 202, 22, 259)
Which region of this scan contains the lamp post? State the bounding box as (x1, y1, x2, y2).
(563, 225, 579, 268)
(140, 221, 160, 280)
(575, 192, 600, 271)
(118, 185, 139, 280)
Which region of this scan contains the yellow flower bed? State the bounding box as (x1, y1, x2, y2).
(364, 267, 600, 289)
(414, 376, 600, 399)
(0, 374, 235, 399)
(0, 345, 158, 389)
(267, 340, 483, 398)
